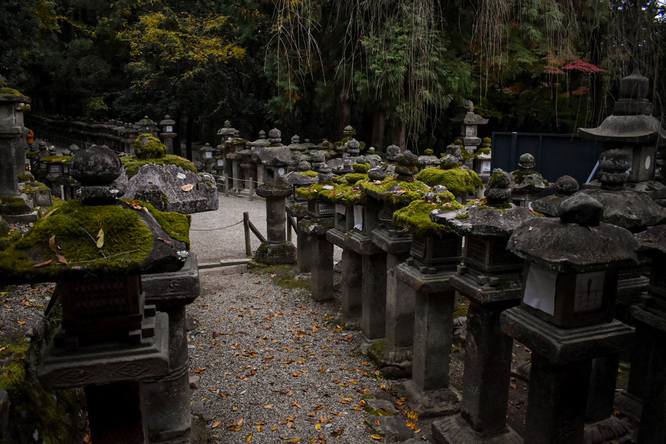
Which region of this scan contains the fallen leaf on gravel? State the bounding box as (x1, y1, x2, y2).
(246, 433, 253, 442)
(264, 404, 274, 409)
(371, 435, 382, 440)
(211, 421, 222, 429)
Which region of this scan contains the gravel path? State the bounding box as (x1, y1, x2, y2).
(187, 268, 404, 443)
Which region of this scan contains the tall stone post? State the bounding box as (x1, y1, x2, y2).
(501, 193, 638, 444)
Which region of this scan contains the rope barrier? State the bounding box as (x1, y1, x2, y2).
(189, 220, 244, 232)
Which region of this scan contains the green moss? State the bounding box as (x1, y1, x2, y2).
(39, 155, 71, 164)
(0, 333, 84, 443)
(344, 173, 368, 184)
(121, 154, 197, 179)
(134, 134, 166, 159)
(461, 148, 491, 160)
(300, 170, 318, 178)
(0, 199, 188, 282)
(455, 213, 470, 220)
(137, 200, 191, 247)
(416, 168, 483, 197)
(360, 179, 430, 206)
(0, 338, 29, 391)
(17, 173, 34, 182)
(0, 196, 31, 215)
(393, 199, 463, 238)
(20, 181, 50, 193)
(352, 163, 370, 173)
(296, 182, 366, 205)
(250, 264, 311, 291)
(0, 229, 22, 250)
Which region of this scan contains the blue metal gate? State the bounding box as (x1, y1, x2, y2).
(491, 132, 604, 185)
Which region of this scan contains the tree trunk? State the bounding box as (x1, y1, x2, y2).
(335, 95, 351, 140)
(185, 115, 193, 160)
(391, 120, 407, 150)
(589, 25, 604, 126)
(371, 108, 386, 152)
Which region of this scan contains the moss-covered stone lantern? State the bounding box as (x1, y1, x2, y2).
(0, 144, 190, 443)
(0, 80, 30, 198)
(430, 169, 535, 442)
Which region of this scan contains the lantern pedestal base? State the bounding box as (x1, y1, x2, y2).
(397, 380, 461, 418)
(432, 413, 521, 444)
(501, 307, 634, 444)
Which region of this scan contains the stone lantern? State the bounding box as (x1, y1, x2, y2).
(451, 100, 489, 169)
(0, 81, 30, 197)
(0, 145, 190, 443)
(199, 142, 215, 174)
(500, 193, 638, 443)
(532, 175, 579, 217)
(509, 152, 549, 207)
(430, 169, 536, 443)
(253, 129, 296, 264)
(137, 115, 157, 136)
(159, 115, 176, 155)
(580, 71, 666, 186)
(418, 149, 440, 169)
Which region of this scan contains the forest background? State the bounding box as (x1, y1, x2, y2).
(1, 0, 665, 155)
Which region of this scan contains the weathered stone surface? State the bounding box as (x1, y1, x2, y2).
(123, 163, 218, 214)
(500, 307, 634, 364)
(254, 241, 296, 265)
(366, 414, 414, 442)
(70, 145, 122, 185)
(507, 207, 640, 273)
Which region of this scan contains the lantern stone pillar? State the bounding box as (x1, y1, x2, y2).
(142, 254, 200, 443)
(500, 193, 638, 444)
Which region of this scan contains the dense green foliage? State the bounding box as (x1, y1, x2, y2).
(2, 0, 664, 151)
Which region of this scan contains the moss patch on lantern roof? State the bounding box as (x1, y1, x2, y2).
(416, 167, 483, 197)
(393, 198, 463, 238)
(0, 199, 190, 283)
(40, 155, 72, 164)
(360, 178, 430, 206)
(134, 134, 166, 159)
(295, 182, 366, 205)
(352, 163, 371, 173)
(300, 170, 319, 178)
(121, 154, 197, 179)
(344, 173, 369, 184)
(461, 147, 491, 160)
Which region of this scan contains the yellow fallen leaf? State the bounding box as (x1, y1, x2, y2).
(371, 435, 382, 440)
(246, 433, 253, 442)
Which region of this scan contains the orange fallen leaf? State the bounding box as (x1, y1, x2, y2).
(264, 404, 274, 409)
(211, 420, 222, 429)
(181, 183, 195, 192)
(49, 235, 58, 253)
(33, 259, 53, 268)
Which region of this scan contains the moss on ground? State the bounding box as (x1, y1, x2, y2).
(0, 196, 31, 216)
(415, 167, 483, 197)
(250, 264, 311, 291)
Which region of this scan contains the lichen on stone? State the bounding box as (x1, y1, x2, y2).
(39, 155, 72, 164)
(416, 167, 483, 197)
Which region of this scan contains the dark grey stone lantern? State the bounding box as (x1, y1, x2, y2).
(451, 100, 489, 169)
(159, 115, 176, 155)
(0, 144, 190, 444)
(500, 193, 638, 443)
(580, 71, 666, 185)
(0, 81, 30, 197)
(199, 142, 215, 174)
(254, 130, 296, 264)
